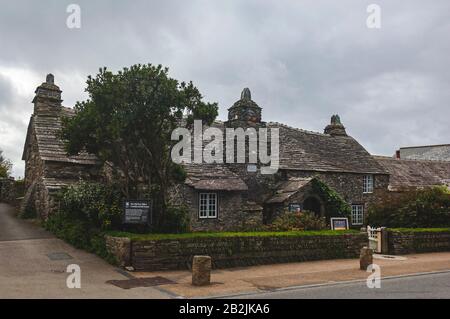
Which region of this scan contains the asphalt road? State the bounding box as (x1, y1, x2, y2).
(0, 203, 169, 298)
(0, 203, 53, 242)
(231, 271, 450, 299)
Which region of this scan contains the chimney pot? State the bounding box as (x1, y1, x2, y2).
(46, 74, 54, 84)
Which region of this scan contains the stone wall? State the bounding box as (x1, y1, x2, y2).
(388, 230, 450, 255)
(171, 184, 263, 232)
(286, 171, 390, 208)
(127, 233, 367, 271)
(284, 171, 390, 225)
(105, 235, 131, 267)
(0, 178, 17, 203)
(45, 161, 100, 181)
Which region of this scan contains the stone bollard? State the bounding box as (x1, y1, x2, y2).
(360, 247, 373, 270)
(192, 255, 212, 286)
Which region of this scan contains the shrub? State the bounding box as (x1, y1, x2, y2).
(19, 204, 37, 219)
(44, 211, 117, 264)
(58, 181, 122, 230)
(266, 211, 327, 231)
(43, 181, 123, 264)
(311, 178, 351, 220)
(158, 205, 190, 233)
(14, 179, 25, 198)
(366, 186, 450, 228)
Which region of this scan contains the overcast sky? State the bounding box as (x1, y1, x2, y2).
(1, 1, 449, 177)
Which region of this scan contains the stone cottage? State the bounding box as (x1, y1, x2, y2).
(21, 74, 101, 219)
(22, 74, 450, 230)
(395, 144, 450, 162)
(171, 88, 390, 230)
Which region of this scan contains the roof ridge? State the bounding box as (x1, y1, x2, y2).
(375, 155, 450, 164)
(400, 144, 450, 149)
(267, 121, 328, 136)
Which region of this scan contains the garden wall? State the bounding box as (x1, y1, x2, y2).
(107, 233, 368, 271)
(388, 230, 450, 255)
(0, 178, 23, 204)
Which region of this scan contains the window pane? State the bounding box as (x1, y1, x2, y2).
(363, 175, 374, 193)
(352, 205, 364, 225)
(199, 193, 217, 218)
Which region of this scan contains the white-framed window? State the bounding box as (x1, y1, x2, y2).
(363, 175, 374, 193)
(199, 193, 218, 219)
(351, 204, 364, 225)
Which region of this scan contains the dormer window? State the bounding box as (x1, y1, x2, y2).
(363, 175, 374, 193)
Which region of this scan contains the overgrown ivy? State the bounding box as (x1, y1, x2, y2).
(310, 177, 351, 220)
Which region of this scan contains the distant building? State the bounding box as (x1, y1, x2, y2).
(396, 144, 450, 162)
(374, 156, 450, 191)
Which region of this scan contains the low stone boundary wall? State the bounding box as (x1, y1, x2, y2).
(388, 230, 450, 255)
(105, 236, 131, 267)
(106, 233, 368, 271)
(0, 178, 16, 203)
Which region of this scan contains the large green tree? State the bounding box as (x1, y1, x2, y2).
(0, 149, 12, 178)
(62, 64, 218, 227)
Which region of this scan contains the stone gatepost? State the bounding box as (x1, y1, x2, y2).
(192, 255, 212, 286)
(380, 227, 389, 254)
(360, 247, 373, 270)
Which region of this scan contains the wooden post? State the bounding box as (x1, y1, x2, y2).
(192, 256, 211, 286)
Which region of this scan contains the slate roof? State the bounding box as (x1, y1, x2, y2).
(266, 178, 313, 204)
(374, 156, 450, 190)
(22, 107, 99, 165)
(266, 122, 387, 174)
(179, 119, 387, 184)
(184, 163, 248, 191)
(398, 144, 450, 162)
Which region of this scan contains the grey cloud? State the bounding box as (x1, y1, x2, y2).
(0, 0, 449, 177)
(0, 75, 13, 109)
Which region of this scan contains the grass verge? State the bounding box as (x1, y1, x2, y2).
(390, 227, 450, 233)
(106, 229, 360, 241)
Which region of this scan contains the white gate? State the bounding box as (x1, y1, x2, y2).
(367, 226, 382, 253)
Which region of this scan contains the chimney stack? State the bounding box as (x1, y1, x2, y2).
(324, 114, 347, 136)
(32, 74, 62, 113)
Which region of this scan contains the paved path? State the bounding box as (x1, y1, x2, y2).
(0, 203, 52, 242)
(229, 271, 450, 299)
(134, 252, 450, 298)
(0, 203, 170, 298)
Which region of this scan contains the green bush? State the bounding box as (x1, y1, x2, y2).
(158, 205, 190, 233)
(44, 211, 117, 264)
(266, 211, 327, 231)
(58, 181, 122, 230)
(43, 181, 123, 264)
(19, 205, 37, 219)
(14, 179, 25, 198)
(366, 186, 450, 228)
(311, 178, 351, 220)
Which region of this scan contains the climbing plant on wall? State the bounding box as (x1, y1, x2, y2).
(310, 178, 351, 220)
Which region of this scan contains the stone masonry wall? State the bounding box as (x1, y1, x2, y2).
(128, 233, 367, 271)
(170, 184, 263, 232)
(105, 236, 131, 267)
(0, 178, 17, 203)
(286, 171, 390, 208)
(388, 230, 450, 255)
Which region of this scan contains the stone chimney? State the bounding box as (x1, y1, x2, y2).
(324, 114, 347, 136)
(32, 73, 62, 113)
(225, 88, 263, 127)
